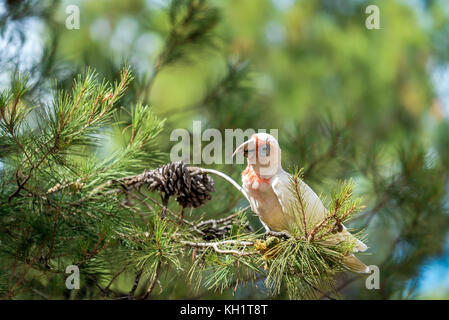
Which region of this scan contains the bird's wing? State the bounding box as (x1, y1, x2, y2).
(271, 170, 327, 231)
(271, 170, 367, 253)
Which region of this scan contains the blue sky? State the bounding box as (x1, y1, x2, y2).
(417, 237, 449, 297)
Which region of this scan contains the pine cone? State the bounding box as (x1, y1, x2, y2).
(122, 162, 215, 208)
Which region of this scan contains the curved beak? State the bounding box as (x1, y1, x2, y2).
(232, 138, 255, 158)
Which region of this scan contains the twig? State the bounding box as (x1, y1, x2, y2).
(292, 175, 308, 236)
(198, 168, 249, 201)
(160, 193, 169, 219)
(195, 212, 240, 229)
(234, 258, 240, 292)
(319, 276, 359, 300)
(180, 240, 256, 257)
(140, 261, 162, 300)
(144, 195, 207, 236)
(265, 230, 292, 239)
(303, 278, 337, 300)
(103, 267, 126, 296)
(288, 263, 337, 300)
(303, 125, 343, 178)
(128, 269, 143, 300)
(307, 189, 352, 242)
(31, 288, 50, 300)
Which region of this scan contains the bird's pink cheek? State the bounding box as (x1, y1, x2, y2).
(252, 181, 260, 190)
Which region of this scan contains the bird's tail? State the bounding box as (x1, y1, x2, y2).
(354, 239, 368, 252)
(343, 255, 369, 274)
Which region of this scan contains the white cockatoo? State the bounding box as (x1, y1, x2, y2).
(233, 133, 369, 273)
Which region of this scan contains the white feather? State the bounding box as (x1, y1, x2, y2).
(270, 170, 367, 252)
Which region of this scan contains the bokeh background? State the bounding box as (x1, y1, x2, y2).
(1, 0, 449, 299)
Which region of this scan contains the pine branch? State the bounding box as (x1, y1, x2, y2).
(141, 0, 220, 102)
(140, 260, 162, 300)
(179, 240, 256, 257)
(128, 270, 143, 300)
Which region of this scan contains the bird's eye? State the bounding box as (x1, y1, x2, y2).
(262, 143, 270, 156)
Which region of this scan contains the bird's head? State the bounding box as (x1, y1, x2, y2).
(232, 133, 282, 177)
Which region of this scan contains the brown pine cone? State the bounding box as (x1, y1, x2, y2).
(121, 162, 215, 208)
